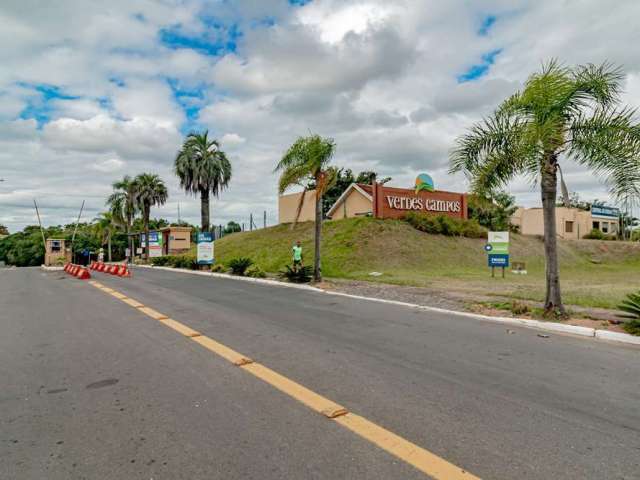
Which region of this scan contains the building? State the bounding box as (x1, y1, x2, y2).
(511, 205, 620, 239)
(278, 177, 468, 223)
(44, 238, 71, 266)
(138, 226, 192, 257)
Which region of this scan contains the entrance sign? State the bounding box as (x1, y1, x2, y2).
(146, 232, 163, 258)
(372, 183, 467, 220)
(197, 232, 214, 265)
(487, 231, 510, 277)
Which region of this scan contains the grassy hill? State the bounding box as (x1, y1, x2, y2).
(214, 217, 640, 309)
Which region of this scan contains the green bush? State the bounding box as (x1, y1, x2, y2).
(279, 264, 313, 283)
(211, 263, 227, 273)
(405, 212, 486, 238)
(173, 254, 197, 269)
(623, 319, 640, 336)
(228, 257, 253, 275)
(583, 228, 616, 240)
(151, 256, 171, 266)
(245, 264, 267, 278)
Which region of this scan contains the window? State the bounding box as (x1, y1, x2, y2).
(51, 240, 61, 252)
(602, 222, 609, 233)
(565, 221, 574, 233)
(592, 221, 600, 230)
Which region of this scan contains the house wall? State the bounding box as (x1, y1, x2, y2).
(330, 189, 373, 219)
(512, 207, 612, 239)
(278, 190, 317, 224)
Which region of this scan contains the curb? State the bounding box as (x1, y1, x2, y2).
(134, 265, 639, 347)
(40, 265, 64, 271)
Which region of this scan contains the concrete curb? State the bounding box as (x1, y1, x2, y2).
(40, 265, 64, 271)
(134, 265, 639, 347)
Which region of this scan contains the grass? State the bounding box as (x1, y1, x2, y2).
(212, 217, 640, 310)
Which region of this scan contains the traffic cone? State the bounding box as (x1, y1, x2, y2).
(117, 264, 126, 276)
(109, 264, 118, 275)
(97, 262, 105, 272)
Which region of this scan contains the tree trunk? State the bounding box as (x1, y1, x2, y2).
(144, 204, 150, 262)
(541, 154, 565, 316)
(126, 214, 132, 263)
(200, 188, 210, 232)
(291, 187, 307, 230)
(107, 232, 112, 262)
(313, 189, 323, 282)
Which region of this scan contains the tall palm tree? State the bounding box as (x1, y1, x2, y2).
(276, 134, 336, 282)
(134, 173, 168, 261)
(93, 212, 117, 262)
(450, 60, 640, 316)
(174, 131, 232, 232)
(107, 175, 137, 260)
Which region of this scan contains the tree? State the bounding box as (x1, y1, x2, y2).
(451, 60, 640, 316)
(133, 174, 168, 261)
(107, 175, 138, 260)
(468, 191, 518, 231)
(223, 221, 242, 234)
(276, 134, 336, 282)
(0, 225, 8, 236)
(175, 131, 232, 232)
(93, 212, 117, 262)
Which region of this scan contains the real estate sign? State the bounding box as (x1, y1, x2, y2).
(486, 231, 509, 268)
(197, 232, 214, 265)
(142, 231, 163, 258)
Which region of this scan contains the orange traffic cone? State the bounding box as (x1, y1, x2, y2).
(76, 267, 91, 280)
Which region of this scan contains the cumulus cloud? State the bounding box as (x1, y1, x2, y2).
(1, 0, 640, 232)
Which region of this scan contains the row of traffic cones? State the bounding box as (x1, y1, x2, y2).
(63, 263, 91, 280)
(89, 261, 132, 277)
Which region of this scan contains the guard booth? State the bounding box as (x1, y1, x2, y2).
(44, 238, 71, 266)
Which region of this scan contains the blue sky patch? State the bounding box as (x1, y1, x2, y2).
(160, 18, 241, 56)
(478, 15, 496, 36)
(457, 49, 502, 83)
(167, 78, 207, 134)
(289, 0, 312, 5)
(17, 83, 80, 127)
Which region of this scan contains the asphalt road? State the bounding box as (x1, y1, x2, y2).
(1, 267, 639, 480)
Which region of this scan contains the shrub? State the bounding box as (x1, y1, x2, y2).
(211, 263, 227, 273)
(279, 264, 313, 283)
(623, 319, 640, 336)
(405, 212, 487, 238)
(173, 254, 197, 269)
(583, 228, 616, 240)
(228, 257, 253, 275)
(151, 256, 171, 266)
(245, 264, 267, 278)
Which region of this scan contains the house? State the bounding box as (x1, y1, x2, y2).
(511, 205, 620, 239)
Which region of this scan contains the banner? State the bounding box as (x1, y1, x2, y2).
(197, 232, 214, 265)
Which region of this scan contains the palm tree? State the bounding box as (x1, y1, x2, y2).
(450, 61, 640, 316)
(93, 212, 117, 262)
(276, 134, 336, 282)
(174, 131, 232, 232)
(107, 175, 137, 261)
(134, 173, 168, 261)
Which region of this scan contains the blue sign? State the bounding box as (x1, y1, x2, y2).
(197, 232, 213, 243)
(197, 232, 214, 265)
(488, 254, 509, 267)
(591, 205, 620, 218)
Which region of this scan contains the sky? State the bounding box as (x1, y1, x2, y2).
(1, 0, 640, 232)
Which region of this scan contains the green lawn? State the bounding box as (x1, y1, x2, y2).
(213, 217, 640, 310)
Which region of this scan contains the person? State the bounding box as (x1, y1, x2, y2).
(292, 240, 303, 272)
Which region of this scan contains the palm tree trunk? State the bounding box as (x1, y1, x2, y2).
(291, 187, 307, 230)
(126, 215, 132, 263)
(144, 204, 150, 262)
(541, 154, 565, 316)
(313, 189, 322, 282)
(201, 188, 210, 232)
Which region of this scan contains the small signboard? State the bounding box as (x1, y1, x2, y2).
(197, 232, 214, 265)
(488, 254, 509, 267)
(487, 231, 510, 277)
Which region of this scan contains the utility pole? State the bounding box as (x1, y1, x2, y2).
(177, 203, 181, 224)
(264, 210, 266, 229)
(33, 199, 47, 252)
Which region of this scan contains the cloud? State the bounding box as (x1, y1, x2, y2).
(2, 0, 640, 232)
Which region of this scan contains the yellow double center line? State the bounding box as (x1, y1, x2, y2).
(88, 280, 480, 480)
